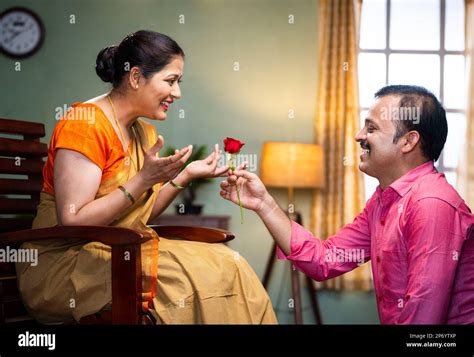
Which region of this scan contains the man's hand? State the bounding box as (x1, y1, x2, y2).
(219, 164, 271, 213)
(220, 164, 292, 254)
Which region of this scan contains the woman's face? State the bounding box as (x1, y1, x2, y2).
(137, 56, 184, 121)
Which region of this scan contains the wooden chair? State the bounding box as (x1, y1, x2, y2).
(0, 117, 234, 325)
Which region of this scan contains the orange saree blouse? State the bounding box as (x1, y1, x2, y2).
(42, 102, 134, 195)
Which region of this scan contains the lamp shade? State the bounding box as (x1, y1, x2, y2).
(260, 142, 324, 189)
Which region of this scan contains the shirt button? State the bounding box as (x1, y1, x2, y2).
(380, 220, 385, 225)
(376, 256, 381, 263)
(378, 296, 382, 302)
(405, 294, 411, 301)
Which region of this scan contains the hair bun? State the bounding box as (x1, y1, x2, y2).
(95, 45, 118, 83)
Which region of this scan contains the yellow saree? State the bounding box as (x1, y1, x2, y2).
(16, 103, 277, 324)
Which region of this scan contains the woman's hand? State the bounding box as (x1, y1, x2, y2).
(220, 164, 271, 213)
(138, 135, 194, 188)
(184, 144, 229, 180)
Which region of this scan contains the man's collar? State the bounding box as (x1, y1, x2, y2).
(376, 161, 437, 198)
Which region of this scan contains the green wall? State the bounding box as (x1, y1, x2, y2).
(0, 0, 379, 324)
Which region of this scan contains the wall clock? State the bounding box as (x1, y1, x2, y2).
(0, 7, 45, 59)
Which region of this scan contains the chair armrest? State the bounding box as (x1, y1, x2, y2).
(0, 225, 150, 324)
(149, 225, 234, 243)
(0, 225, 151, 247)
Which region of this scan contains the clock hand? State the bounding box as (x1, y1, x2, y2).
(4, 28, 27, 45)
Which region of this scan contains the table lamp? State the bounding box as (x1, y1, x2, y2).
(260, 141, 325, 324)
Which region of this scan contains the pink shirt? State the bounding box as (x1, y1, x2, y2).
(277, 161, 474, 324)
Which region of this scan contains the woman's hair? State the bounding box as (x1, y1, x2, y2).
(95, 30, 185, 87)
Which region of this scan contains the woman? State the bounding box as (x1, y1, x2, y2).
(16, 30, 276, 324)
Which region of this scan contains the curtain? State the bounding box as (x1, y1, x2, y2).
(310, 0, 372, 291)
(458, 0, 474, 208)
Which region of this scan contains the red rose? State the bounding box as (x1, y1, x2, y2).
(223, 137, 245, 154)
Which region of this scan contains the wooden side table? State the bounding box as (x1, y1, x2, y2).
(149, 214, 230, 230)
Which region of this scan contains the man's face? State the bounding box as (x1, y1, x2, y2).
(355, 95, 405, 179)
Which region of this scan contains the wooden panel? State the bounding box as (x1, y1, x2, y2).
(150, 214, 230, 230)
(3, 300, 30, 319)
(0, 275, 20, 297)
(0, 199, 38, 214)
(0, 118, 45, 139)
(111, 244, 142, 324)
(0, 225, 148, 247)
(0, 138, 47, 158)
(0, 262, 17, 276)
(0, 178, 43, 195)
(151, 225, 234, 243)
(0, 218, 34, 233)
(0, 158, 45, 175)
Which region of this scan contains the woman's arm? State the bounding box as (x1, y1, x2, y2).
(147, 169, 192, 222)
(54, 149, 150, 226)
(147, 144, 228, 222)
(55, 139, 193, 226)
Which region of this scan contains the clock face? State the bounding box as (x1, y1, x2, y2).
(0, 7, 44, 58)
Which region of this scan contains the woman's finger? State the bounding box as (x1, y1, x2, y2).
(209, 152, 219, 171)
(204, 152, 214, 165)
(166, 147, 194, 170)
(156, 146, 189, 167)
(148, 135, 165, 156)
(215, 165, 230, 177)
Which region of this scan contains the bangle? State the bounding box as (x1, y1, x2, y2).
(169, 179, 186, 189)
(118, 185, 136, 204)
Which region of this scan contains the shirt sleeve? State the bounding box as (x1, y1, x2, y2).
(397, 198, 467, 324)
(276, 205, 372, 281)
(52, 115, 110, 170)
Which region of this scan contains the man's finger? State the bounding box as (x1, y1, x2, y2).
(220, 190, 230, 200)
(236, 161, 248, 170)
(233, 169, 255, 180)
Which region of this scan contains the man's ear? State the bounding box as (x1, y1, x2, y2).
(128, 66, 142, 90)
(401, 130, 421, 154)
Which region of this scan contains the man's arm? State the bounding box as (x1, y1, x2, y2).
(397, 198, 466, 324)
(222, 169, 372, 281)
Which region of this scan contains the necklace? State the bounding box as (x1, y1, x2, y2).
(107, 95, 140, 172)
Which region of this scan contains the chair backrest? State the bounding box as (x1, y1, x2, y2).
(0, 117, 48, 324)
(0, 118, 47, 232)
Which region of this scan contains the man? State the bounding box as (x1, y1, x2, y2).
(220, 85, 474, 324)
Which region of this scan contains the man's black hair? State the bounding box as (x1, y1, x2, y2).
(374, 85, 448, 161)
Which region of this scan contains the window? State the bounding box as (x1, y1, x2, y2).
(358, 0, 466, 199)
